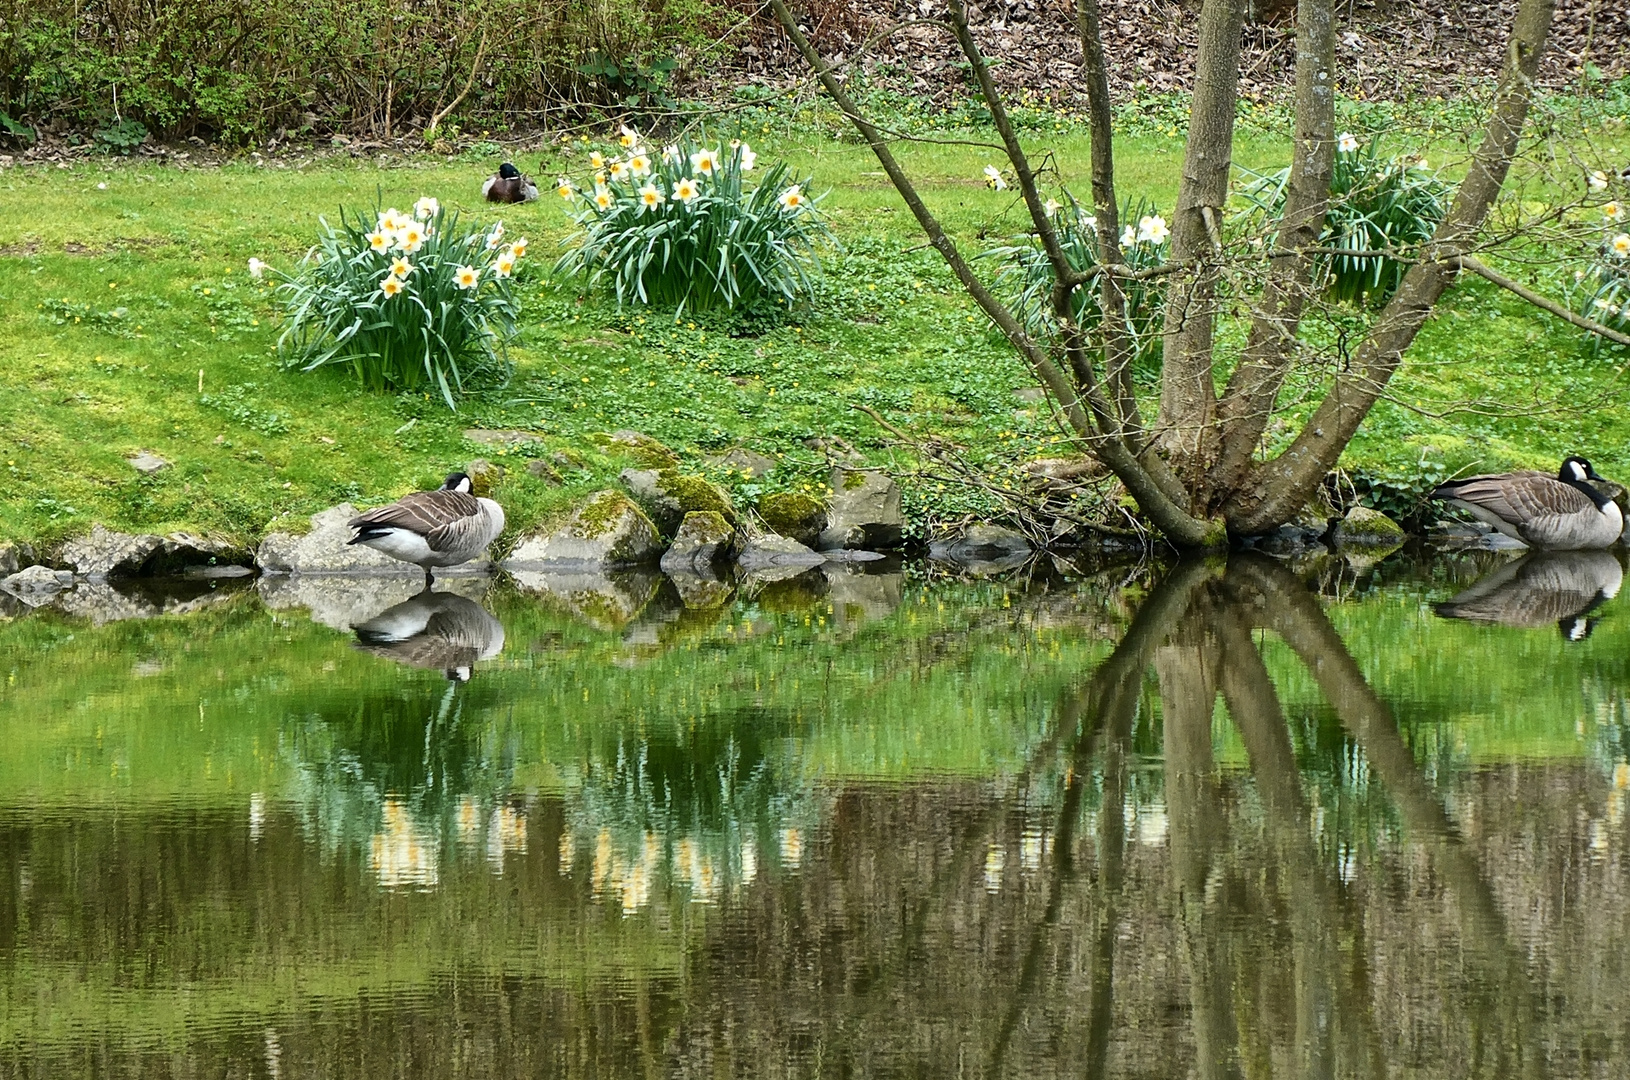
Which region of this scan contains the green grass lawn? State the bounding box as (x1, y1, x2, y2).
(1, 109, 1626, 551)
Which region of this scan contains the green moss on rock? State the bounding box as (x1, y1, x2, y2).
(759, 492, 827, 542)
(655, 470, 734, 520)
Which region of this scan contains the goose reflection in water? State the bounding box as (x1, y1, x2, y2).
(351, 590, 505, 679)
(1433, 550, 1623, 640)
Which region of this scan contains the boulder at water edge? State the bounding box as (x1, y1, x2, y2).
(620, 468, 735, 538)
(818, 468, 904, 550)
(659, 511, 738, 574)
(757, 492, 827, 548)
(503, 490, 662, 569)
(257, 504, 418, 574)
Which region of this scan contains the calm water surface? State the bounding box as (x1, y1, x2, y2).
(2, 550, 1628, 1077)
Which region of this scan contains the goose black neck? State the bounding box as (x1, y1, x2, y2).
(1562, 475, 1613, 510)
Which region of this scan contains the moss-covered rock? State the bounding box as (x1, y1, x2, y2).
(1334, 505, 1406, 556)
(502, 490, 662, 568)
(603, 430, 681, 469)
(659, 510, 739, 574)
(819, 468, 903, 550)
(621, 468, 735, 536)
(758, 492, 828, 548)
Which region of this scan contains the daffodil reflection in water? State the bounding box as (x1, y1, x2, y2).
(369, 798, 439, 890)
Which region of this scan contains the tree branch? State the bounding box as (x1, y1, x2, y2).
(1454, 254, 1630, 347)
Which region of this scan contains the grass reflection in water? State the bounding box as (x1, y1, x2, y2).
(0, 551, 1627, 1076)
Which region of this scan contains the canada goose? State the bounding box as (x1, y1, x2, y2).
(1434, 549, 1623, 640)
(353, 591, 505, 680)
(1430, 457, 1624, 550)
(482, 162, 538, 204)
(347, 472, 505, 585)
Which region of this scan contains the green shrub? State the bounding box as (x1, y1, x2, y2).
(553, 129, 831, 313)
(1240, 134, 1450, 305)
(271, 197, 522, 409)
(985, 194, 1171, 370)
(1572, 198, 1630, 349)
(0, 0, 732, 143)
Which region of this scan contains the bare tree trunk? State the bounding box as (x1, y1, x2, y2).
(1222, 0, 1557, 533)
(1158, 634, 1243, 1080)
(1206, 0, 1338, 510)
(1074, 0, 1138, 428)
(1154, 0, 1247, 491)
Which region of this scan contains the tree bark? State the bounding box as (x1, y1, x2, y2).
(1206, 0, 1338, 510)
(1074, 0, 1139, 428)
(1154, 0, 1247, 488)
(1222, 0, 1556, 533)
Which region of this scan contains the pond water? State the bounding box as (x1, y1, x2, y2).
(2, 549, 1628, 1078)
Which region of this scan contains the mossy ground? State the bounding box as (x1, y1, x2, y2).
(0, 95, 1625, 550)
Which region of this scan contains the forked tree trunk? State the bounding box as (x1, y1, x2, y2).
(770, 0, 1556, 547)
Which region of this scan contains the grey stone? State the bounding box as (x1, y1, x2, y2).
(507, 567, 661, 630)
(527, 459, 564, 485)
(928, 524, 1033, 574)
(823, 567, 904, 626)
(463, 428, 545, 450)
(705, 447, 777, 478)
(608, 430, 680, 468)
(503, 490, 662, 570)
(59, 524, 164, 577)
(659, 511, 739, 574)
(2, 564, 75, 605)
(53, 581, 160, 625)
(465, 458, 504, 498)
(666, 570, 734, 610)
(0, 542, 22, 576)
(1013, 386, 1048, 403)
(156, 531, 251, 573)
(620, 468, 735, 538)
(737, 535, 828, 570)
(258, 573, 434, 631)
(1333, 506, 1406, 554)
(128, 451, 170, 475)
(818, 468, 904, 550)
(757, 492, 828, 548)
(256, 504, 418, 575)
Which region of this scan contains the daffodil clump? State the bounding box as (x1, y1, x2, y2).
(1571, 178, 1630, 342)
(1240, 132, 1449, 305)
(986, 193, 1172, 371)
(553, 126, 830, 313)
(269, 197, 524, 408)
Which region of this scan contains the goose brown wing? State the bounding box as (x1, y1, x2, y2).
(349, 490, 480, 535)
(1438, 472, 1592, 526)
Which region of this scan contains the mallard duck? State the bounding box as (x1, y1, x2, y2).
(346, 472, 505, 585)
(482, 162, 538, 204)
(352, 591, 505, 680)
(1434, 549, 1622, 640)
(1431, 457, 1624, 550)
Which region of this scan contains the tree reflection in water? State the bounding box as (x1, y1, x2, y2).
(2, 555, 1623, 1078)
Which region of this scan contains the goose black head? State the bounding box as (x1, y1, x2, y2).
(497, 161, 521, 180)
(1559, 615, 1600, 642)
(443, 471, 474, 494)
(1560, 456, 1604, 483)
